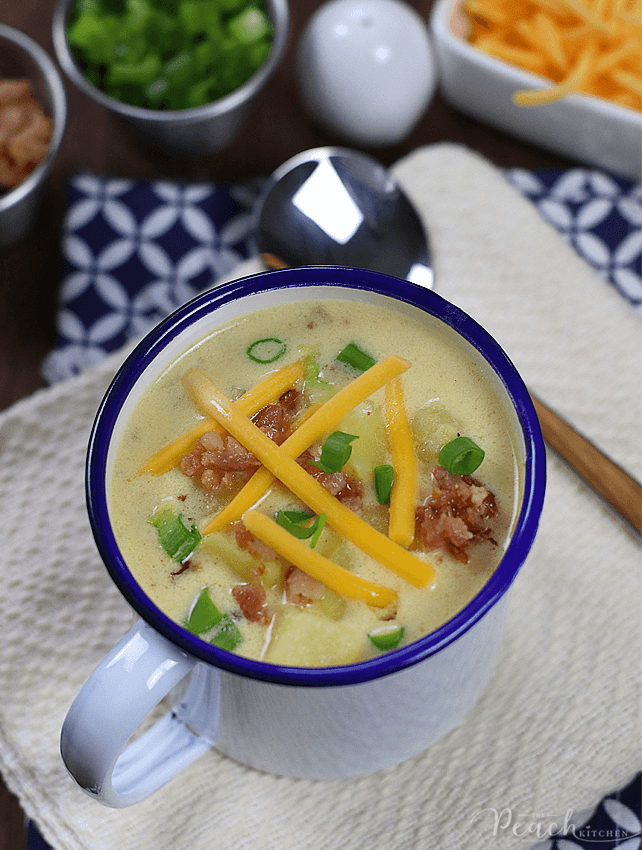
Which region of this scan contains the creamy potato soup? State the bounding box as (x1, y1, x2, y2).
(110, 298, 521, 667)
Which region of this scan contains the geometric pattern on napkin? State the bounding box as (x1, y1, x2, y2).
(529, 772, 641, 850)
(40, 173, 262, 384)
(506, 168, 642, 312)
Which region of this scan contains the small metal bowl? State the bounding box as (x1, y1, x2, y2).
(0, 24, 67, 250)
(52, 0, 289, 157)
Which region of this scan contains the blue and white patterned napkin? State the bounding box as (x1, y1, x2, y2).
(41, 175, 263, 383)
(41, 167, 641, 385)
(505, 168, 641, 309)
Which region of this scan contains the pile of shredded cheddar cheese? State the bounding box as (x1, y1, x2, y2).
(462, 0, 642, 110)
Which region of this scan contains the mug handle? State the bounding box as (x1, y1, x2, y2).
(60, 619, 216, 808)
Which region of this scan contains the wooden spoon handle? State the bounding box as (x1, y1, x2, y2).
(530, 394, 642, 533)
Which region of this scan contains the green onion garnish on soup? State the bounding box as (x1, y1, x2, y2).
(186, 588, 221, 635)
(149, 509, 202, 562)
(209, 615, 242, 651)
(336, 343, 376, 372)
(438, 436, 485, 476)
(276, 510, 327, 549)
(373, 464, 394, 504)
(309, 513, 327, 549)
(246, 337, 287, 363)
(368, 625, 405, 651)
(310, 431, 358, 474)
(185, 588, 242, 650)
(302, 349, 332, 391)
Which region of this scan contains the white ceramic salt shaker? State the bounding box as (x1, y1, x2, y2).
(296, 0, 437, 147)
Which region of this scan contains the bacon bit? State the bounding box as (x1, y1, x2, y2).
(177, 494, 187, 501)
(285, 565, 326, 605)
(336, 477, 363, 512)
(201, 437, 261, 470)
(297, 451, 347, 495)
(180, 391, 301, 492)
(180, 452, 204, 477)
(232, 568, 271, 624)
(199, 431, 223, 451)
(0, 79, 52, 190)
(252, 389, 299, 445)
(234, 523, 278, 562)
(415, 465, 498, 563)
(296, 451, 363, 511)
(0, 79, 31, 104)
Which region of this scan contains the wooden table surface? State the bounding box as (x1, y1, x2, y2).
(0, 0, 572, 845)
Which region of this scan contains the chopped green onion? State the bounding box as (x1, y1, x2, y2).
(373, 464, 394, 505)
(368, 624, 405, 651)
(66, 0, 273, 110)
(228, 6, 270, 42)
(302, 349, 332, 391)
(149, 508, 201, 562)
(310, 431, 358, 474)
(336, 342, 376, 373)
(186, 588, 220, 635)
(275, 510, 327, 548)
(209, 614, 242, 651)
(276, 509, 316, 539)
(309, 513, 326, 549)
(246, 337, 287, 364)
(438, 436, 485, 476)
(279, 509, 314, 523)
(185, 588, 242, 650)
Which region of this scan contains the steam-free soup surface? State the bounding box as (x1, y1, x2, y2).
(110, 298, 520, 666)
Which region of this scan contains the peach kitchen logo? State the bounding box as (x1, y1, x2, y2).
(469, 805, 641, 843)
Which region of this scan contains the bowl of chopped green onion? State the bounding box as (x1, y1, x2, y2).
(52, 0, 288, 156)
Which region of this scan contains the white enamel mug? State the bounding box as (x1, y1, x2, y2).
(61, 267, 546, 807)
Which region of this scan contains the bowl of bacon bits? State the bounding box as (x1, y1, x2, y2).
(0, 24, 67, 249)
(429, 0, 642, 179)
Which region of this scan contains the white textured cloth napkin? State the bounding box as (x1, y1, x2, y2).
(0, 144, 639, 850)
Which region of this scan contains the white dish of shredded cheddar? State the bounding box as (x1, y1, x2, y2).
(430, 0, 642, 178)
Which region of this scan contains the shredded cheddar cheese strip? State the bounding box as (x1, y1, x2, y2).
(139, 360, 305, 475)
(595, 42, 639, 74)
(513, 38, 598, 106)
(243, 511, 397, 608)
(139, 419, 223, 476)
(611, 68, 642, 93)
(556, 0, 611, 30)
(520, 14, 568, 72)
(476, 37, 547, 71)
(384, 377, 418, 548)
(202, 355, 411, 536)
(183, 369, 436, 588)
(463, 0, 641, 111)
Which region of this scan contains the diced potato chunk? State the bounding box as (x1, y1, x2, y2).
(319, 587, 348, 620)
(340, 401, 386, 480)
(201, 531, 284, 586)
(313, 526, 341, 559)
(316, 528, 354, 571)
(412, 401, 461, 460)
(264, 607, 365, 666)
(299, 345, 335, 404)
(260, 558, 285, 590)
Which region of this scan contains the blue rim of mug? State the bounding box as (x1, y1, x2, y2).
(86, 266, 546, 687)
